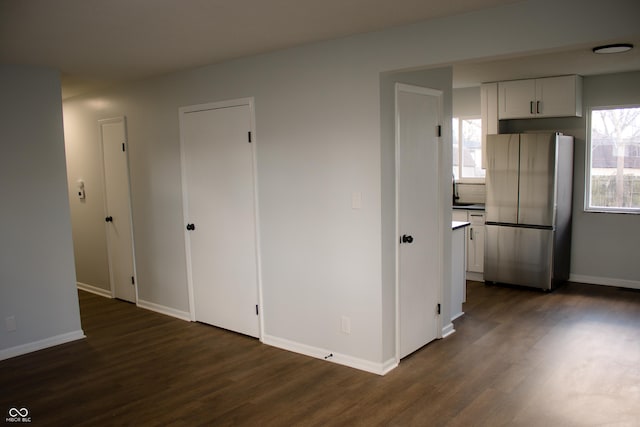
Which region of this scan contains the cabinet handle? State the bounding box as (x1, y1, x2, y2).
(470, 228, 474, 240)
(537, 100, 541, 114)
(530, 101, 534, 114)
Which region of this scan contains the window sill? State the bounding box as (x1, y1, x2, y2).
(585, 208, 640, 215)
(457, 179, 485, 184)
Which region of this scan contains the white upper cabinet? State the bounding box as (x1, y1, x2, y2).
(498, 79, 536, 119)
(535, 75, 582, 118)
(498, 75, 582, 119)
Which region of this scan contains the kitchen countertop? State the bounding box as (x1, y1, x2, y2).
(452, 203, 485, 211)
(452, 221, 470, 230)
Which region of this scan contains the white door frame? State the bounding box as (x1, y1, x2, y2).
(99, 116, 138, 302)
(394, 83, 444, 363)
(178, 97, 264, 340)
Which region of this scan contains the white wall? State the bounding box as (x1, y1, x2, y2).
(453, 87, 481, 118)
(574, 72, 640, 287)
(63, 0, 640, 371)
(64, 41, 386, 367)
(0, 65, 84, 359)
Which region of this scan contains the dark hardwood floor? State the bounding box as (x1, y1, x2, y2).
(2, 281, 639, 426)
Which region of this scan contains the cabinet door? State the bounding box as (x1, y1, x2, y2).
(536, 75, 582, 118)
(468, 213, 485, 273)
(498, 79, 535, 119)
(452, 209, 469, 256)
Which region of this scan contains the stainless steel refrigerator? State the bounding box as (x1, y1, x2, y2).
(484, 133, 573, 290)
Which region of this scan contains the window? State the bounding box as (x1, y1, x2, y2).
(587, 106, 640, 212)
(452, 117, 484, 180)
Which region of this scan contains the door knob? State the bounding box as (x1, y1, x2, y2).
(186, 223, 195, 231)
(401, 234, 414, 244)
(105, 216, 113, 223)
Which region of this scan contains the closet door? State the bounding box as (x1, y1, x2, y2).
(180, 99, 260, 338)
(100, 117, 136, 303)
(396, 84, 443, 359)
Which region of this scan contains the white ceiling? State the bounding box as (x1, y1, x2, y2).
(453, 40, 640, 88)
(1, 0, 638, 98)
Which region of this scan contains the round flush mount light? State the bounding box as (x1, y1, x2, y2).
(592, 43, 634, 54)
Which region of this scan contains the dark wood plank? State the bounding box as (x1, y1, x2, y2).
(1, 282, 639, 426)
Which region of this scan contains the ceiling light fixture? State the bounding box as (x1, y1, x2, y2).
(592, 43, 634, 54)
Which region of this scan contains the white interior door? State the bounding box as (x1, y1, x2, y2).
(396, 84, 442, 359)
(100, 117, 136, 303)
(180, 99, 260, 338)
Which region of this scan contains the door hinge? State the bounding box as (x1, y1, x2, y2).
(437, 303, 441, 315)
(248, 131, 252, 143)
(131, 276, 135, 285)
(437, 125, 442, 137)
(255, 304, 259, 315)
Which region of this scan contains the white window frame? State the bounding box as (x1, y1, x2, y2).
(453, 115, 484, 183)
(585, 104, 640, 214)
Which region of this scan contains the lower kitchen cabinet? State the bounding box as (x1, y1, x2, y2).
(467, 212, 485, 275)
(452, 209, 485, 280)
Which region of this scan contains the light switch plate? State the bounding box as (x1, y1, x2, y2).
(341, 316, 351, 334)
(5, 316, 16, 332)
(351, 192, 362, 209)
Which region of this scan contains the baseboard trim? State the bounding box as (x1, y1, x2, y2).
(262, 334, 396, 375)
(136, 299, 192, 322)
(466, 272, 484, 282)
(442, 322, 456, 338)
(451, 311, 465, 322)
(77, 284, 192, 321)
(380, 357, 398, 375)
(569, 274, 640, 290)
(77, 282, 112, 298)
(0, 330, 86, 361)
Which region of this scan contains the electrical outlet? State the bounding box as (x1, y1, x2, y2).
(341, 316, 351, 334)
(5, 316, 16, 332)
